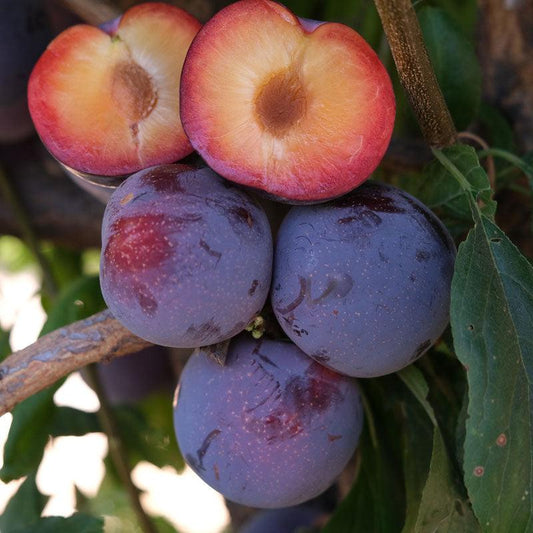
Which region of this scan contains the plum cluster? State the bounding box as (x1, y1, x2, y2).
(26, 0, 456, 512)
(98, 163, 455, 508)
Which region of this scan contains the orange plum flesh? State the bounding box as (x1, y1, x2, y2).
(28, 2, 201, 176)
(180, 0, 396, 203)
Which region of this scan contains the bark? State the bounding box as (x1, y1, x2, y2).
(0, 310, 150, 416)
(374, 0, 457, 147)
(478, 0, 533, 151)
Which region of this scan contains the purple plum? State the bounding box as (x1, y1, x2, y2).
(100, 164, 273, 348)
(173, 335, 363, 508)
(271, 181, 456, 377)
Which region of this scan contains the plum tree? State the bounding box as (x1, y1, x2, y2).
(174, 335, 363, 508)
(271, 181, 456, 377)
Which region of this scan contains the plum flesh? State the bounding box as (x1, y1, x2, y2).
(271, 181, 456, 377)
(173, 335, 363, 508)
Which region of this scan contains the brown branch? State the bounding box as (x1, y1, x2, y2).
(373, 0, 457, 147)
(0, 138, 105, 249)
(57, 0, 121, 26)
(0, 310, 151, 416)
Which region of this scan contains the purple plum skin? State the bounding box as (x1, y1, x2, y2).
(100, 164, 273, 348)
(81, 345, 176, 405)
(173, 335, 363, 509)
(240, 506, 323, 533)
(271, 181, 456, 378)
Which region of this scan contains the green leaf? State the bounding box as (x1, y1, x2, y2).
(78, 470, 144, 532)
(41, 246, 82, 290)
(40, 275, 106, 336)
(400, 381, 435, 533)
(418, 6, 481, 130)
(431, 0, 478, 38)
(81, 249, 101, 276)
(0, 386, 59, 482)
(322, 378, 405, 533)
(137, 392, 184, 471)
(477, 103, 516, 153)
(283, 0, 320, 18)
(414, 428, 480, 532)
(0, 473, 48, 532)
(0, 236, 34, 272)
(0, 325, 12, 363)
(398, 366, 438, 426)
(114, 393, 183, 471)
(450, 214, 533, 531)
(322, 0, 383, 50)
(417, 145, 496, 226)
(14, 514, 104, 533)
(398, 367, 479, 532)
(1, 274, 107, 482)
(50, 407, 100, 437)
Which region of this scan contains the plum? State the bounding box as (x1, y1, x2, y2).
(80, 345, 176, 405)
(180, 0, 395, 203)
(100, 164, 272, 348)
(173, 335, 363, 508)
(271, 181, 456, 377)
(28, 2, 201, 175)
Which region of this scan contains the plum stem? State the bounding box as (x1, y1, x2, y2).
(0, 165, 58, 299)
(204, 339, 231, 366)
(373, 0, 457, 147)
(0, 309, 151, 416)
(85, 364, 158, 533)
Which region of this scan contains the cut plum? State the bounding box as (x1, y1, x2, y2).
(180, 0, 395, 203)
(28, 2, 201, 176)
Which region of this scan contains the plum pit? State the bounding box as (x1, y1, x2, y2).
(254, 68, 306, 137)
(111, 60, 158, 123)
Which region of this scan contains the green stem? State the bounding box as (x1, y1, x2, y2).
(431, 148, 473, 193)
(0, 165, 58, 299)
(85, 364, 158, 533)
(478, 148, 533, 181)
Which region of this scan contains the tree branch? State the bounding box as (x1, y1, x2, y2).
(0, 310, 151, 416)
(0, 139, 105, 249)
(57, 0, 120, 26)
(373, 0, 457, 147)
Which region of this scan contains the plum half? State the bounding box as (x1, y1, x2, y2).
(180, 0, 395, 203)
(28, 2, 201, 176)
